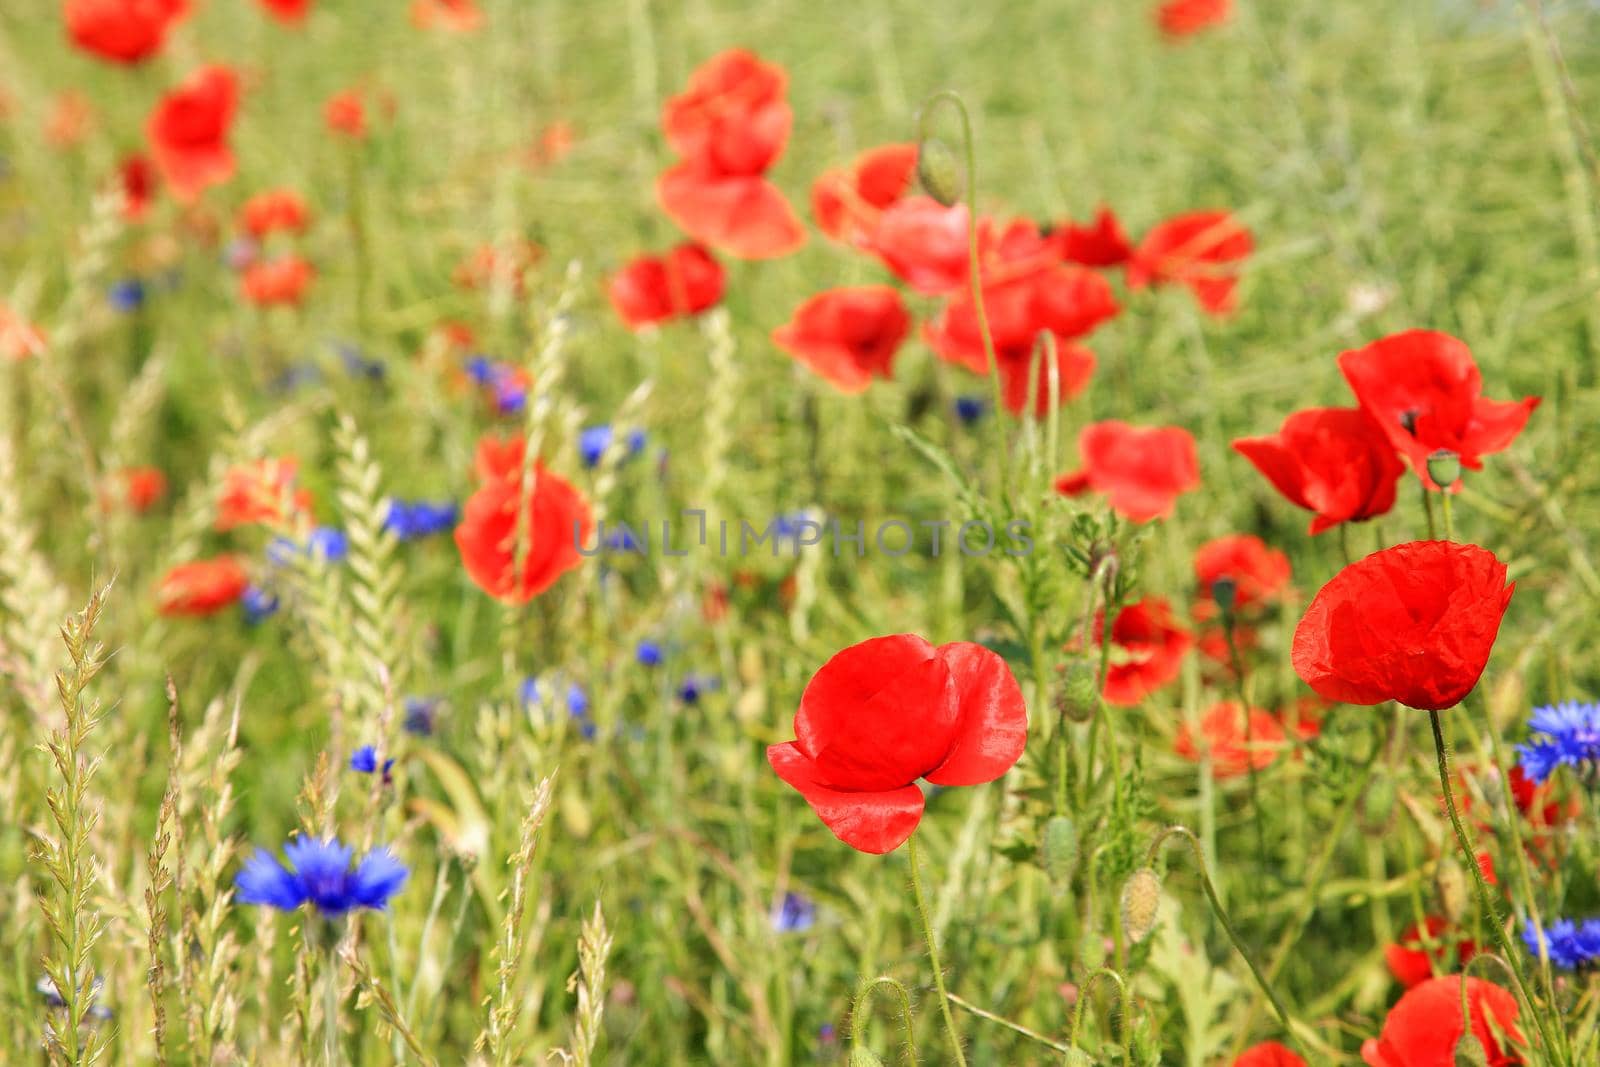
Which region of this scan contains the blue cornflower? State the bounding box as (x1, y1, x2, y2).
(954, 395, 986, 425)
(1523, 917, 1600, 970)
(235, 838, 408, 915)
(463, 355, 498, 384)
(770, 891, 816, 933)
(1516, 701, 1600, 784)
(521, 677, 595, 738)
(339, 344, 385, 381)
(678, 674, 718, 705)
(604, 526, 642, 552)
(268, 527, 349, 566)
(579, 425, 647, 468)
(403, 696, 440, 736)
(349, 745, 396, 777)
(385, 499, 459, 541)
(241, 585, 280, 624)
(636, 640, 663, 667)
(109, 279, 146, 313)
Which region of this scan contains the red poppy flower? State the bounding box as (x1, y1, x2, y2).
(239, 189, 310, 238)
(1338, 330, 1540, 490)
(1090, 597, 1192, 706)
(217, 458, 312, 530)
(1233, 407, 1406, 535)
(524, 120, 575, 169)
(116, 466, 168, 512)
(812, 143, 919, 246)
(65, 0, 188, 64)
(453, 240, 543, 294)
(1361, 976, 1520, 1067)
(1194, 534, 1291, 610)
(608, 243, 725, 329)
(118, 153, 158, 221)
(1506, 764, 1577, 832)
(256, 0, 310, 23)
(1052, 207, 1134, 268)
(772, 286, 910, 394)
(657, 166, 806, 260)
(869, 196, 972, 295)
(1233, 1042, 1306, 1067)
(1175, 702, 1286, 780)
(156, 557, 249, 616)
(767, 634, 1027, 854)
(456, 437, 591, 602)
(1055, 421, 1200, 522)
(324, 89, 367, 138)
(1127, 210, 1252, 315)
(1292, 541, 1514, 711)
(241, 256, 315, 307)
(1384, 917, 1476, 990)
(410, 0, 482, 31)
(662, 49, 791, 178)
(146, 65, 239, 202)
(0, 305, 46, 361)
(1158, 0, 1232, 37)
(995, 344, 1099, 418)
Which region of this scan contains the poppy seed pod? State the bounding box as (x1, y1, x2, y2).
(1120, 867, 1162, 944)
(1427, 449, 1463, 490)
(1453, 1032, 1489, 1067)
(1436, 857, 1469, 925)
(1056, 661, 1101, 724)
(1041, 815, 1079, 888)
(915, 138, 963, 207)
(1210, 575, 1238, 615)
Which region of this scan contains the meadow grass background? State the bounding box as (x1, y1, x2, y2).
(2, 0, 1600, 1063)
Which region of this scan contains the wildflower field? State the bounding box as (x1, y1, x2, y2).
(5, 0, 1600, 1063)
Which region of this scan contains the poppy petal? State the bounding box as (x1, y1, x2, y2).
(925, 642, 1028, 786)
(657, 165, 806, 259)
(767, 742, 925, 854)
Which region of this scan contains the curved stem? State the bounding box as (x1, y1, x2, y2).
(851, 975, 918, 1064)
(917, 90, 1010, 506)
(1427, 708, 1563, 1062)
(1148, 825, 1303, 1054)
(1066, 967, 1128, 1054)
(908, 832, 968, 1066)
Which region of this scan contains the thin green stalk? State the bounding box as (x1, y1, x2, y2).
(324, 938, 341, 1067)
(1066, 968, 1129, 1060)
(1222, 618, 1268, 870)
(907, 833, 967, 1067)
(1421, 480, 1437, 539)
(1427, 708, 1563, 1063)
(850, 976, 917, 1065)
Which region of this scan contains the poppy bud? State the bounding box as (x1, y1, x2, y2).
(1119, 867, 1162, 945)
(1210, 575, 1238, 615)
(1453, 1033, 1489, 1067)
(1041, 815, 1079, 888)
(916, 138, 963, 207)
(1056, 661, 1101, 724)
(849, 1047, 886, 1067)
(1436, 857, 1469, 925)
(1089, 543, 1120, 589)
(1427, 449, 1461, 490)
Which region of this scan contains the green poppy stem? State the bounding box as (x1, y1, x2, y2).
(907, 832, 967, 1066)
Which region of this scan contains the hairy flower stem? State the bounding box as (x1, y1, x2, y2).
(1428, 708, 1564, 1063)
(849, 976, 917, 1063)
(917, 91, 1010, 507)
(1066, 968, 1130, 1060)
(907, 833, 967, 1067)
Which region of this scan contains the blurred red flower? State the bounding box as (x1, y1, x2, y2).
(1175, 701, 1287, 780)
(1361, 976, 1520, 1067)
(256, 0, 310, 23)
(456, 437, 590, 602)
(869, 196, 972, 295)
(1293, 541, 1514, 711)
(118, 154, 158, 221)
(0, 305, 46, 361)
(157, 557, 249, 616)
(1232, 1041, 1305, 1067)
(1091, 597, 1192, 706)
(410, 0, 482, 31)
(324, 89, 367, 138)
(608, 243, 725, 329)
(1338, 330, 1540, 490)
(1127, 210, 1252, 315)
(772, 286, 910, 394)
(147, 65, 239, 202)
(1194, 534, 1290, 610)
(1384, 917, 1476, 990)
(1158, 0, 1232, 37)
(767, 635, 1026, 854)
(1233, 407, 1405, 535)
(217, 458, 312, 530)
(117, 466, 168, 512)
(65, 0, 188, 64)
(239, 189, 310, 238)
(47, 91, 96, 148)
(241, 256, 315, 306)
(657, 166, 805, 260)
(1055, 421, 1200, 522)
(453, 240, 543, 295)
(812, 143, 919, 246)
(1052, 207, 1134, 268)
